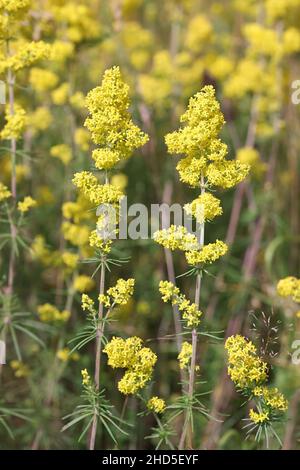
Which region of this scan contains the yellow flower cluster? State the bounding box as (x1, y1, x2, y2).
(184, 193, 223, 223)
(153, 225, 198, 252)
(249, 409, 269, 425)
(10, 360, 30, 378)
(1, 105, 27, 140)
(253, 386, 288, 411)
(0, 182, 11, 202)
(237, 147, 266, 179)
(84, 66, 148, 165)
(165, 85, 249, 189)
(0, 0, 30, 15)
(37, 303, 70, 323)
(81, 368, 90, 386)
(50, 144, 72, 165)
(6, 41, 51, 72)
(73, 275, 95, 293)
(81, 294, 96, 315)
(89, 230, 112, 254)
(225, 335, 268, 389)
(29, 68, 58, 93)
(62, 222, 90, 248)
(103, 336, 157, 395)
(99, 278, 135, 308)
(147, 396, 166, 414)
(226, 335, 288, 427)
(185, 240, 228, 266)
(178, 341, 193, 369)
(159, 281, 202, 328)
(72, 172, 124, 206)
(18, 196, 37, 213)
(277, 276, 300, 303)
(57, 348, 79, 362)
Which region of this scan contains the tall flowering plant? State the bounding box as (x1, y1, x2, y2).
(154, 85, 249, 449)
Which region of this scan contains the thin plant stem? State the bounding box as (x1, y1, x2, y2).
(178, 180, 205, 449)
(89, 260, 106, 450)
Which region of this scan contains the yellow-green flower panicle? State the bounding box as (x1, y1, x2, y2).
(249, 409, 269, 425)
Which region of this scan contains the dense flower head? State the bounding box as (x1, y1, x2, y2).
(99, 278, 135, 308)
(1, 104, 27, 140)
(165, 85, 249, 189)
(185, 240, 228, 266)
(7, 41, 51, 71)
(84, 66, 148, 163)
(277, 276, 300, 303)
(147, 396, 166, 414)
(184, 192, 223, 223)
(72, 171, 124, 206)
(159, 280, 202, 328)
(178, 341, 193, 369)
(0, 0, 30, 15)
(153, 225, 198, 252)
(225, 335, 268, 389)
(103, 336, 157, 394)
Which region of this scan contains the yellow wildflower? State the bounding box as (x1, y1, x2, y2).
(147, 396, 166, 414)
(73, 275, 95, 293)
(154, 225, 198, 251)
(159, 280, 202, 328)
(81, 368, 90, 386)
(249, 409, 269, 425)
(185, 240, 228, 266)
(178, 341, 193, 369)
(17, 196, 37, 213)
(50, 144, 72, 165)
(184, 193, 223, 223)
(37, 303, 70, 323)
(10, 360, 30, 378)
(0, 182, 11, 202)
